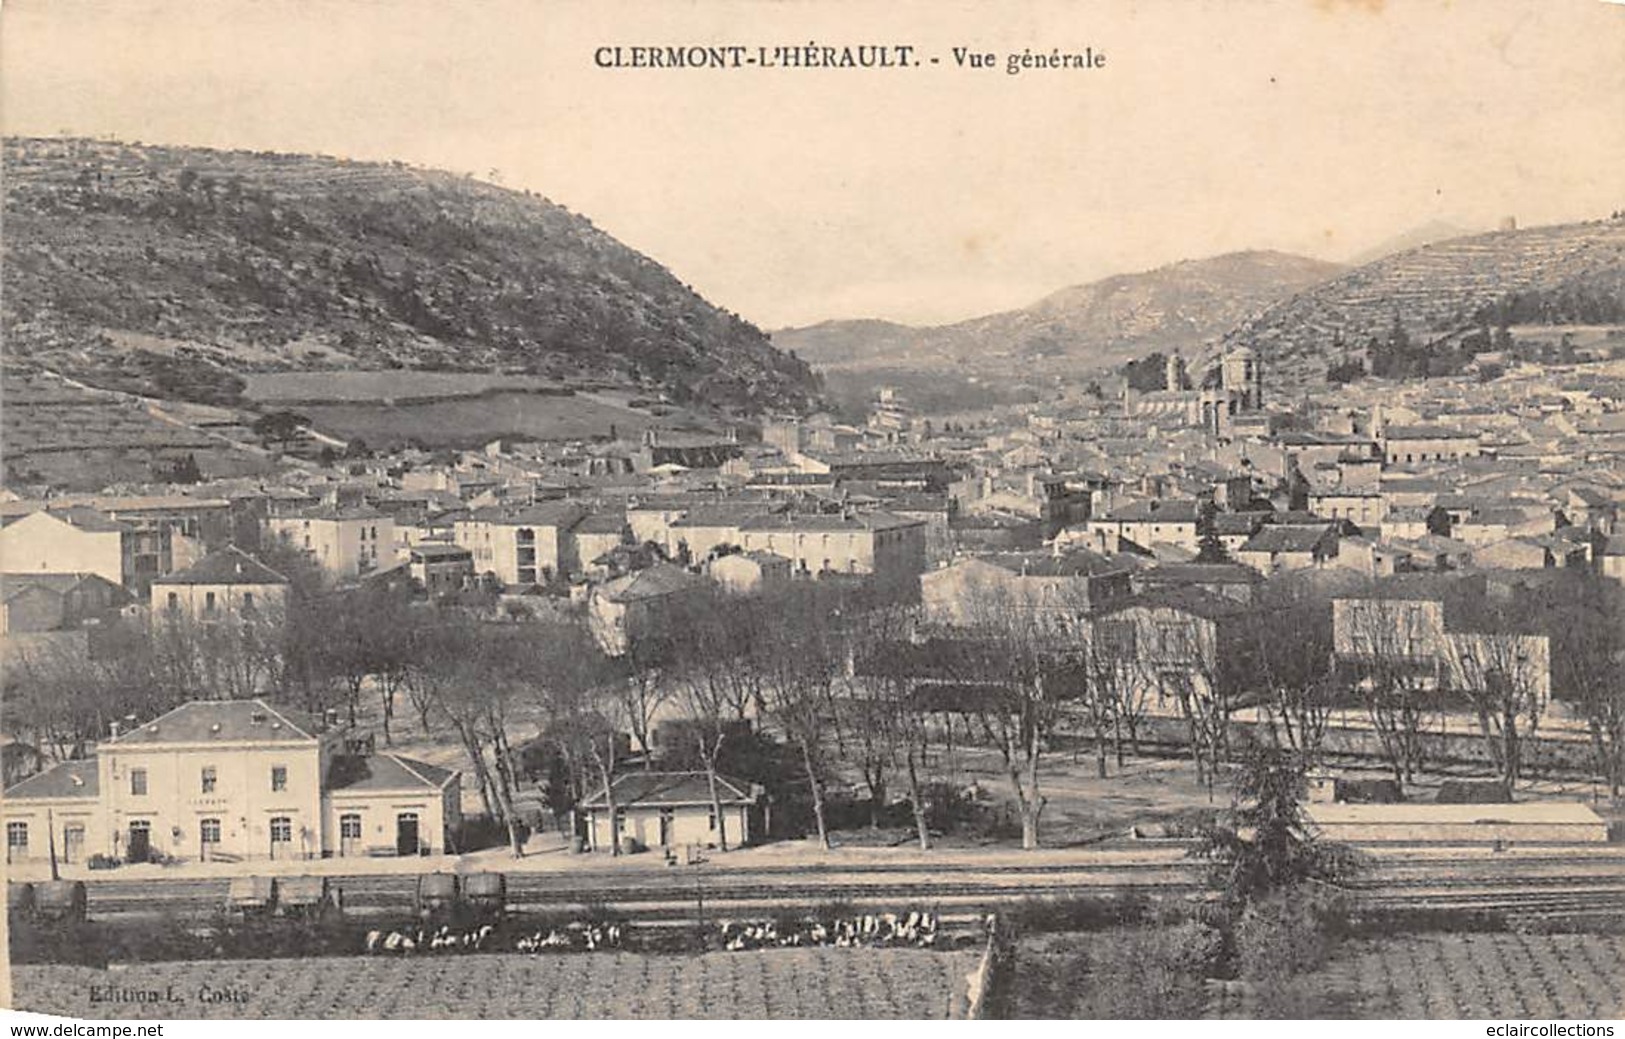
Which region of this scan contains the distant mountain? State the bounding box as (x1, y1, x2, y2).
(1221, 217, 1625, 390)
(1346, 220, 1482, 266)
(2, 137, 819, 414)
(774, 251, 1345, 375)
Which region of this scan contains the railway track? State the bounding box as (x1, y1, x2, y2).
(13, 846, 1624, 922)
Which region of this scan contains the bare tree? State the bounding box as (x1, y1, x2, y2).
(398, 614, 519, 837)
(613, 611, 679, 765)
(1549, 577, 1625, 797)
(1090, 596, 1243, 789)
(843, 597, 934, 849)
(1238, 576, 1337, 763)
(666, 589, 763, 851)
(311, 586, 418, 737)
(757, 585, 845, 851)
(954, 584, 1080, 850)
(0, 623, 171, 760)
(531, 619, 625, 852)
(447, 624, 535, 857)
(1333, 594, 1443, 785)
(1442, 608, 1548, 789)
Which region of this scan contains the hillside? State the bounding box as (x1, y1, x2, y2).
(2, 137, 819, 415)
(1345, 219, 1482, 267)
(1, 369, 274, 490)
(1221, 218, 1625, 390)
(774, 251, 1345, 374)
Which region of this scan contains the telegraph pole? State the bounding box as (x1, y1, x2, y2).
(47, 807, 60, 881)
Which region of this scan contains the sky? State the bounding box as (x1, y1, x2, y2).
(4, 0, 1624, 328)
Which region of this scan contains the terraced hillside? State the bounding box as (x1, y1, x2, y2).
(1, 370, 272, 489)
(1221, 218, 1625, 390)
(2, 137, 818, 415)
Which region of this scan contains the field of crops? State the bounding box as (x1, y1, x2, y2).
(243, 371, 566, 403)
(10, 948, 980, 1019)
(298, 393, 657, 448)
(1011, 931, 1625, 1019)
(1311, 933, 1625, 1019)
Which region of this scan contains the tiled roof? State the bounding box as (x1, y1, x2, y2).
(745, 473, 833, 486)
(670, 505, 777, 528)
(977, 549, 1127, 578)
(0, 496, 227, 520)
(1383, 425, 1479, 441)
(578, 771, 754, 809)
(1096, 586, 1251, 621)
(574, 511, 629, 535)
(0, 572, 125, 601)
(1239, 526, 1338, 554)
(1137, 562, 1263, 585)
(107, 699, 320, 745)
(409, 543, 473, 561)
(280, 505, 386, 522)
(466, 501, 586, 528)
(598, 563, 706, 603)
(3, 759, 99, 800)
(151, 546, 289, 586)
(811, 450, 942, 467)
(1100, 500, 1202, 523)
(28, 506, 130, 534)
(326, 753, 457, 793)
(737, 510, 921, 533)
(1212, 513, 1267, 536)
(1275, 431, 1374, 446)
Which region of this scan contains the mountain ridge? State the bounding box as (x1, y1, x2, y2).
(773, 249, 1346, 374)
(2, 137, 820, 415)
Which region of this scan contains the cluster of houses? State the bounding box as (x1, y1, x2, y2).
(3, 351, 1623, 865)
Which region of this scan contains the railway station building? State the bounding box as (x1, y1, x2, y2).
(2, 699, 460, 868)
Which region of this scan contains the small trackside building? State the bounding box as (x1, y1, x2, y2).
(322, 753, 462, 858)
(3, 759, 100, 866)
(576, 771, 760, 852)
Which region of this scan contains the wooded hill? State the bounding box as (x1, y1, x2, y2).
(2, 138, 820, 415)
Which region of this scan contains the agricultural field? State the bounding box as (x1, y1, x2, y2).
(242, 370, 568, 404)
(1303, 932, 1625, 1020)
(10, 948, 980, 1019)
(1, 370, 275, 489)
(242, 370, 731, 449)
(1009, 930, 1625, 1019)
(297, 392, 656, 449)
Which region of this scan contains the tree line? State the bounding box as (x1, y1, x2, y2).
(4, 547, 1621, 856)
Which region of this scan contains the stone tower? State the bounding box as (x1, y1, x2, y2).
(1165, 352, 1188, 392)
(1221, 347, 1264, 411)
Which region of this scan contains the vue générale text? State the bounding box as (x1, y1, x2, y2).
(592, 44, 1108, 75)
